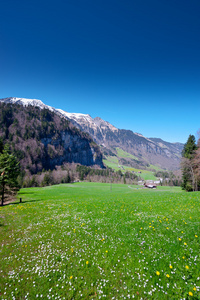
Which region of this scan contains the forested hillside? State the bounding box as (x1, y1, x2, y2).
(0, 103, 104, 174)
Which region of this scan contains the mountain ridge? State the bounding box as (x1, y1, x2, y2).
(0, 97, 184, 170)
(0, 100, 104, 174)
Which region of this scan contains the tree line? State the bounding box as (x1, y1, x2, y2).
(76, 165, 140, 184)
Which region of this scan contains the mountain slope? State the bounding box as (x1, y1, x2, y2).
(0, 101, 103, 173)
(0, 97, 184, 170)
(56, 113, 183, 170)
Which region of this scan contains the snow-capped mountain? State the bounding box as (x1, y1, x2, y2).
(0, 97, 54, 111)
(0, 98, 104, 171)
(56, 109, 100, 131)
(0, 97, 183, 170)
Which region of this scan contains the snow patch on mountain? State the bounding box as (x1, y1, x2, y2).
(56, 109, 92, 122)
(0, 97, 54, 111)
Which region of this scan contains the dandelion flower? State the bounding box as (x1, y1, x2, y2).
(70, 276, 73, 280)
(193, 287, 196, 291)
(184, 242, 187, 245)
(166, 274, 170, 278)
(156, 271, 160, 276)
(86, 261, 89, 265)
(179, 238, 181, 241)
(185, 265, 189, 270)
(169, 265, 173, 269)
(195, 235, 198, 238)
(188, 291, 193, 296)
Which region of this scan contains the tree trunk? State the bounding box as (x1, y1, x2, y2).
(1, 181, 5, 206)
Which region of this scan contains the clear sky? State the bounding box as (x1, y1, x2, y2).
(1, 0, 200, 143)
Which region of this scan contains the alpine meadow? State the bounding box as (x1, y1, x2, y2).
(0, 183, 200, 299)
(1, 0, 200, 299)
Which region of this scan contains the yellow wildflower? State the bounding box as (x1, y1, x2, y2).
(185, 265, 189, 270)
(86, 261, 89, 265)
(166, 274, 170, 278)
(188, 291, 193, 296)
(169, 265, 173, 269)
(156, 271, 160, 276)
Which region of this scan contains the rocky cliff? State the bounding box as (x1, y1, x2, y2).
(57, 114, 183, 170)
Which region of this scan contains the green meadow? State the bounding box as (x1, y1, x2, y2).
(102, 157, 157, 181)
(103, 147, 161, 180)
(0, 183, 200, 299)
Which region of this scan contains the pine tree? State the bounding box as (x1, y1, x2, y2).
(0, 145, 20, 206)
(182, 135, 197, 159)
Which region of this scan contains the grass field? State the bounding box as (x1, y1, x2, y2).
(0, 182, 200, 299)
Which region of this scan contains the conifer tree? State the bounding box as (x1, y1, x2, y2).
(182, 135, 197, 159)
(0, 145, 20, 206)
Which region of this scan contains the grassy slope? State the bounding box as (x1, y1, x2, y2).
(103, 158, 158, 180)
(116, 148, 163, 173)
(115, 147, 139, 160)
(103, 147, 164, 180)
(0, 182, 200, 299)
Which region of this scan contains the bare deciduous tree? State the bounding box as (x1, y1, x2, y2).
(181, 157, 197, 191)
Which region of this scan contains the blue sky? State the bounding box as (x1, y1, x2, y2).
(1, 0, 200, 143)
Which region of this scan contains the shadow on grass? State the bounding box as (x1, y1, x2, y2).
(18, 191, 36, 195)
(1, 198, 43, 206)
(11, 199, 43, 205)
(19, 199, 44, 204)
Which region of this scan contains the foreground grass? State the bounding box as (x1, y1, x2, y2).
(0, 183, 200, 299)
